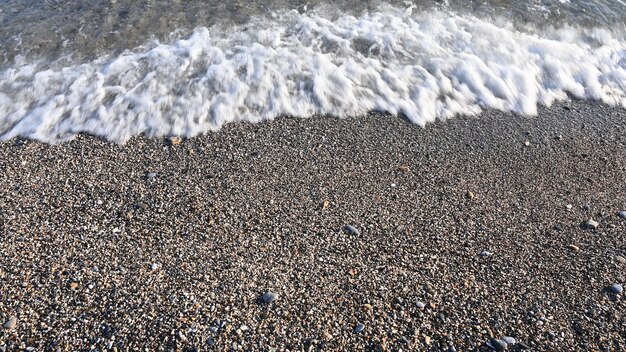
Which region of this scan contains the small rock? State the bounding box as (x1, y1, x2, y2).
(137, 202, 149, 210)
(567, 244, 580, 252)
(615, 255, 626, 264)
(322, 200, 330, 210)
(146, 172, 157, 180)
(424, 336, 432, 345)
(466, 191, 475, 199)
(524, 140, 531, 146)
(502, 336, 516, 345)
(207, 338, 216, 347)
(618, 211, 626, 219)
(566, 204, 573, 210)
(343, 225, 360, 236)
(487, 339, 508, 351)
(3, 316, 16, 329)
(416, 301, 425, 309)
(480, 250, 493, 257)
(585, 219, 599, 229)
(609, 283, 623, 294)
(397, 165, 410, 173)
(261, 292, 279, 304)
(169, 136, 182, 145)
(151, 263, 159, 271)
(354, 323, 365, 333)
(69, 282, 79, 289)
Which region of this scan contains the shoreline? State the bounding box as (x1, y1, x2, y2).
(1, 100, 626, 351)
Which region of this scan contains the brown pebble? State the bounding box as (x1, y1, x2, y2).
(397, 165, 410, 173)
(568, 244, 580, 251)
(169, 136, 182, 145)
(466, 191, 475, 199)
(322, 200, 330, 210)
(69, 282, 79, 289)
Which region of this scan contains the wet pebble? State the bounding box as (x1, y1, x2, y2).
(261, 292, 279, 304)
(354, 323, 365, 333)
(618, 211, 626, 219)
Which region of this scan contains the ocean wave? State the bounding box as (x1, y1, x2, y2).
(1, 7, 625, 143)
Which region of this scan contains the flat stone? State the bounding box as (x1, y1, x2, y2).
(146, 172, 157, 180)
(609, 283, 623, 294)
(261, 292, 279, 304)
(585, 219, 599, 229)
(487, 339, 508, 351)
(502, 336, 516, 345)
(354, 323, 365, 333)
(480, 250, 493, 257)
(343, 225, 360, 236)
(3, 316, 16, 329)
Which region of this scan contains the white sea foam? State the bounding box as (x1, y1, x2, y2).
(1, 7, 625, 143)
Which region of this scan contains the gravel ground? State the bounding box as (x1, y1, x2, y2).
(1, 101, 626, 351)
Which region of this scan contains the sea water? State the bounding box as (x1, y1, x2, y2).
(0, 0, 625, 143)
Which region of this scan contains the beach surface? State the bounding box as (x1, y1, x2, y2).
(1, 101, 626, 351)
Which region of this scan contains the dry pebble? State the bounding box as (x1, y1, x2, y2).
(487, 339, 508, 351)
(343, 225, 360, 236)
(567, 244, 580, 251)
(586, 219, 599, 229)
(609, 284, 623, 294)
(261, 292, 279, 304)
(1, 102, 626, 350)
(3, 316, 16, 329)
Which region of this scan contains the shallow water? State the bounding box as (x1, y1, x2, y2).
(1, 1, 625, 143)
(2, 0, 625, 66)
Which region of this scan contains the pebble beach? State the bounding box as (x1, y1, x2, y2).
(1, 100, 626, 351)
